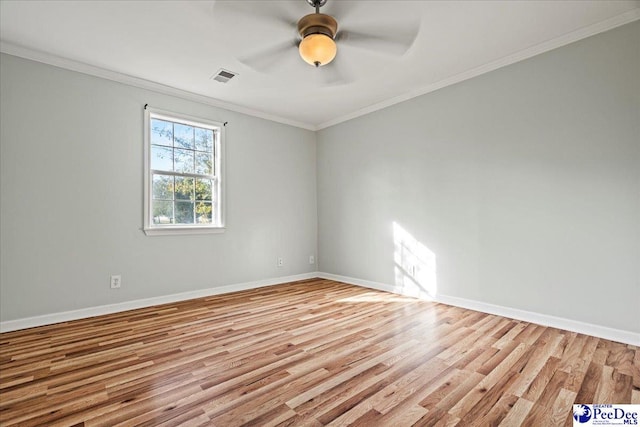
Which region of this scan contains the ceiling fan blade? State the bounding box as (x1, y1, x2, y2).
(336, 25, 419, 56)
(212, 1, 298, 29)
(322, 0, 355, 24)
(319, 58, 353, 86)
(238, 40, 299, 72)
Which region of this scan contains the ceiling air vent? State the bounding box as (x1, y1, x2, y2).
(211, 69, 238, 83)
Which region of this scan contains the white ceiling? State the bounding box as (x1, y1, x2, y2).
(1, 0, 639, 130)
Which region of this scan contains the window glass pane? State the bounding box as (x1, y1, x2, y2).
(152, 200, 173, 224)
(195, 128, 213, 152)
(151, 119, 173, 147)
(146, 111, 222, 231)
(152, 175, 174, 200)
(175, 177, 194, 200)
(174, 123, 195, 149)
(151, 146, 174, 171)
(196, 202, 213, 224)
(174, 148, 195, 173)
(195, 152, 212, 175)
(175, 201, 195, 224)
(195, 178, 212, 201)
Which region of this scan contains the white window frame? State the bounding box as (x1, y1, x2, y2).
(143, 107, 225, 236)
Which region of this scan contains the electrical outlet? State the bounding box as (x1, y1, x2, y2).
(309, 255, 315, 264)
(110, 275, 121, 289)
(277, 257, 284, 267)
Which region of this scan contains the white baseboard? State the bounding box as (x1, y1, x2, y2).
(317, 272, 640, 346)
(0, 272, 320, 333)
(3, 271, 638, 346)
(318, 272, 400, 295)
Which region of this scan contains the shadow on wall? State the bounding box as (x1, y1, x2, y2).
(393, 222, 437, 300)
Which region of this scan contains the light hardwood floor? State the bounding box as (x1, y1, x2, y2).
(0, 279, 637, 426)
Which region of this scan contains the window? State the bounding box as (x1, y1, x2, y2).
(143, 107, 224, 235)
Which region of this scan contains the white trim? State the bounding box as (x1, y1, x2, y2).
(3, 271, 638, 346)
(143, 226, 226, 236)
(316, 272, 640, 346)
(0, 272, 319, 333)
(318, 272, 399, 295)
(316, 8, 640, 130)
(434, 294, 640, 347)
(2, 8, 638, 132)
(143, 107, 225, 234)
(0, 42, 316, 131)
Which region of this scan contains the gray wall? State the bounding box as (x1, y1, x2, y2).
(2, 22, 638, 334)
(0, 54, 317, 321)
(317, 22, 639, 333)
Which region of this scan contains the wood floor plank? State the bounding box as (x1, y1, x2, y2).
(207, 369, 330, 426)
(497, 397, 534, 426)
(296, 349, 427, 422)
(633, 345, 640, 389)
(465, 392, 519, 427)
(448, 343, 531, 419)
(507, 332, 565, 398)
(546, 388, 577, 427)
(521, 356, 560, 402)
(0, 279, 637, 426)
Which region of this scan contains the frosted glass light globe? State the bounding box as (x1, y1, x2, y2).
(299, 33, 337, 67)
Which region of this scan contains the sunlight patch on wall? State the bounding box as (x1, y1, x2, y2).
(393, 222, 437, 300)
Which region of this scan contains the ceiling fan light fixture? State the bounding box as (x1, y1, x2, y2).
(299, 33, 337, 67)
(297, 12, 338, 67)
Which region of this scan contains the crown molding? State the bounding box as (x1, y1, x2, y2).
(316, 8, 640, 130)
(0, 41, 317, 132)
(1, 7, 638, 132)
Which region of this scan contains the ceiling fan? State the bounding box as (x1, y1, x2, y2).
(298, 0, 340, 67)
(223, 0, 420, 83)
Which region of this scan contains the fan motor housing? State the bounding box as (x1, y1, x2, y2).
(297, 13, 338, 39)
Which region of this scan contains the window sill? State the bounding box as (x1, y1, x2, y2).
(143, 226, 226, 236)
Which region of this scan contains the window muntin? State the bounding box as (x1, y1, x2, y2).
(144, 108, 224, 235)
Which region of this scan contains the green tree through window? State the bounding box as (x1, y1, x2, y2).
(144, 108, 224, 234)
